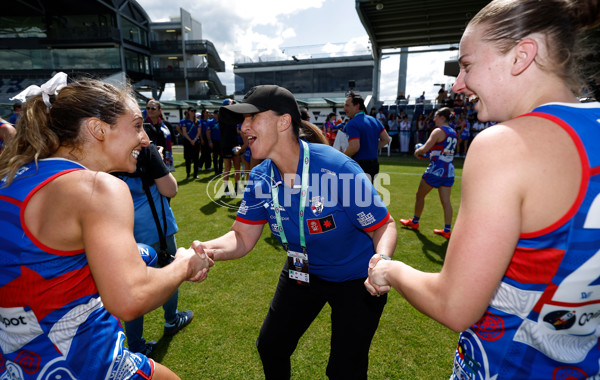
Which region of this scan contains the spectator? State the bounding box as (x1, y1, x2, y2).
(179, 107, 201, 180)
(115, 144, 194, 356)
(322, 112, 338, 145)
(219, 99, 245, 196)
(416, 91, 425, 103)
(456, 113, 470, 157)
(376, 107, 386, 125)
(159, 108, 176, 171)
(366, 1, 600, 378)
(343, 91, 391, 182)
(436, 84, 447, 105)
(144, 99, 174, 171)
(453, 93, 465, 115)
(9, 102, 21, 125)
(386, 112, 399, 152)
(200, 84, 397, 379)
(416, 113, 427, 143)
(399, 114, 411, 155)
(206, 109, 223, 175)
(0, 73, 211, 380)
(199, 109, 212, 172)
(398, 107, 457, 239)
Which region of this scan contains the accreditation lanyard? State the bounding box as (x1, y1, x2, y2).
(271, 140, 311, 283)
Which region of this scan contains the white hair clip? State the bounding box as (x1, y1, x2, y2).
(10, 72, 68, 109)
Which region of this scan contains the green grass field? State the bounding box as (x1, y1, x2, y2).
(137, 150, 463, 379)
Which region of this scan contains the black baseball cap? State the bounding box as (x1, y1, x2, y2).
(220, 85, 301, 125)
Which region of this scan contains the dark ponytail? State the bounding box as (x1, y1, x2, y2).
(570, 0, 600, 29)
(436, 107, 453, 123)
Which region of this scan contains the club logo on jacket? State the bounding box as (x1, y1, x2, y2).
(310, 196, 324, 216)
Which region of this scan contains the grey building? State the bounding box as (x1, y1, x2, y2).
(0, 0, 226, 116)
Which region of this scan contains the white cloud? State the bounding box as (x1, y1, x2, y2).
(137, 0, 456, 102)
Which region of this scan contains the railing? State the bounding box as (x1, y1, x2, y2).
(46, 26, 121, 43)
(151, 40, 183, 54)
(151, 40, 225, 72)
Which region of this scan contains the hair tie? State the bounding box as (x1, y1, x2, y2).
(10, 72, 68, 109)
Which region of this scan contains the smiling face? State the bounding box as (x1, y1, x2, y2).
(240, 110, 283, 160)
(452, 24, 514, 122)
(105, 98, 149, 173)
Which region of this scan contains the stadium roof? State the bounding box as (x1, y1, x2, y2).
(355, 0, 490, 53)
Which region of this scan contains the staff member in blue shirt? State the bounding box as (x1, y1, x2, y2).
(192, 85, 397, 379)
(343, 91, 391, 183)
(178, 107, 201, 180)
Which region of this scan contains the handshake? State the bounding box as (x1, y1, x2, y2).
(174, 242, 215, 283)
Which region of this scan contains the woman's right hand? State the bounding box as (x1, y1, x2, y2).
(175, 246, 214, 282)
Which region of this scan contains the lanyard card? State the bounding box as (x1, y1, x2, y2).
(287, 249, 309, 283)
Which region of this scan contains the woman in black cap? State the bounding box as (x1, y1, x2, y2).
(194, 85, 397, 379)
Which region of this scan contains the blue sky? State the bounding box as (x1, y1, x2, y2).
(137, 0, 458, 102)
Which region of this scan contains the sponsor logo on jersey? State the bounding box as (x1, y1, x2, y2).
(543, 309, 577, 331)
(270, 223, 281, 236)
(356, 212, 376, 227)
(238, 200, 248, 215)
(307, 215, 336, 234)
(553, 366, 588, 379)
(472, 311, 505, 341)
(0, 307, 44, 354)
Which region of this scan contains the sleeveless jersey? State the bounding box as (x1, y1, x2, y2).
(424, 125, 456, 180)
(0, 158, 153, 380)
(451, 102, 600, 379)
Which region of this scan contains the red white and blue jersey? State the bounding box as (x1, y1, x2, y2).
(423, 125, 456, 185)
(235, 141, 390, 282)
(451, 102, 600, 379)
(0, 158, 153, 380)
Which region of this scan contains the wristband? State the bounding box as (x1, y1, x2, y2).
(379, 253, 391, 261)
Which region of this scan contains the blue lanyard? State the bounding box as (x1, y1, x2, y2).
(271, 140, 310, 250)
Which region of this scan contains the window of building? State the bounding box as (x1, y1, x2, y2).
(0, 48, 121, 70)
(0, 17, 46, 38)
(121, 17, 148, 46)
(125, 49, 151, 74)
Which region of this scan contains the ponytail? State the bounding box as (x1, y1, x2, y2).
(571, 0, 600, 30)
(0, 78, 133, 186)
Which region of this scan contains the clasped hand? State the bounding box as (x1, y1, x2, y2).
(175, 245, 214, 282)
(364, 254, 392, 296)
